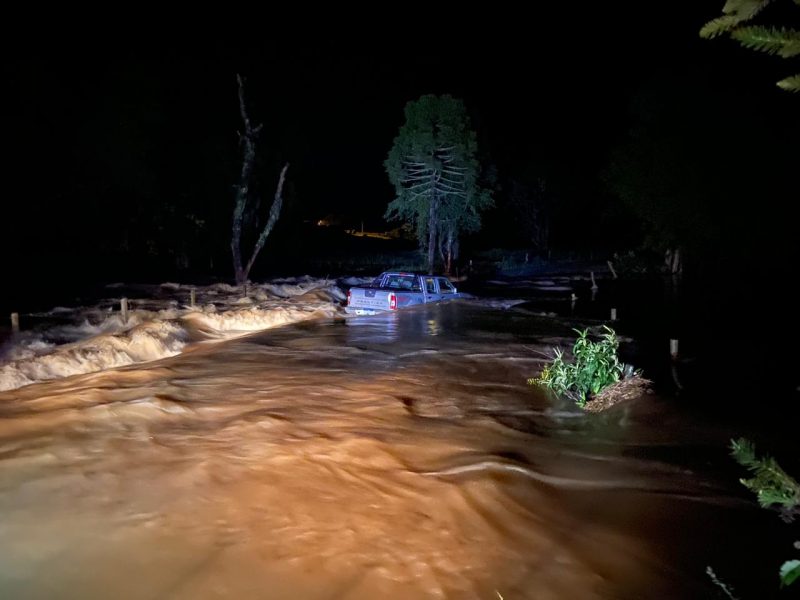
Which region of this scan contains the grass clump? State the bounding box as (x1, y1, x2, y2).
(529, 326, 625, 408)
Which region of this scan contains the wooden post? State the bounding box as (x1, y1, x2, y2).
(610, 308, 617, 321)
(670, 339, 679, 359)
(120, 298, 128, 324)
(10, 312, 20, 333)
(190, 289, 196, 308)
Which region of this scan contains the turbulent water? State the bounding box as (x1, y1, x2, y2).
(0, 278, 352, 392)
(0, 283, 780, 598)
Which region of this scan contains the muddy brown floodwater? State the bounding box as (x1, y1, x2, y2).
(0, 302, 777, 598)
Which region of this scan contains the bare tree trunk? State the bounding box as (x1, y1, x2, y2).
(438, 225, 446, 267)
(427, 174, 439, 274)
(427, 204, 437, 274)
(444, 225, 454, 275)
(230, 74, 286, 286)
(242, 162, 289, 281)
(232, 75, 262, 285)
(537, 218, 549, 255)
(672, 247, 682, 275)
(665, 247, 683, 276)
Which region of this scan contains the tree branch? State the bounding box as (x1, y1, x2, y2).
(244, 162, 290, 278)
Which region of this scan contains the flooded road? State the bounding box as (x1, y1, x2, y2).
(0, 301, 779, 598)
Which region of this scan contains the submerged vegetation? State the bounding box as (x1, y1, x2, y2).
(731, 438, 800, 517)
(710, 439, 800, 594)
(731, 438, 800, 589)
(528, 326, 627, 408)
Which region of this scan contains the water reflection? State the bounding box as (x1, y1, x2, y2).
(343, 310, 401, 344)
(426, 318, 441, 336)
(343, 305, 444, 345)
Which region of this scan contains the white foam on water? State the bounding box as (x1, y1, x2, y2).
(0, 277, 345, 391)
(0, 320, 188, 391)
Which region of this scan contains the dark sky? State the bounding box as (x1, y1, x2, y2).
(4, 9, 707, 212)
(2, 6, 796, 291)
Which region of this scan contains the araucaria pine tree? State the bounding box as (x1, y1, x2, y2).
(385, 95, 492, 274)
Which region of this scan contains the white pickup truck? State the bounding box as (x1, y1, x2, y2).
(345, 272, 463, 315)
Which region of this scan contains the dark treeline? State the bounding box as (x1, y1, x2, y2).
(2, 8, 797, 320)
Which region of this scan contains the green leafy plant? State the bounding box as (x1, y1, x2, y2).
(727, 438, 800, 589)
(528, 326, 624, 408)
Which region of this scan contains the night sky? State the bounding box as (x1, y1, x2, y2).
(3, 7, 797, 308)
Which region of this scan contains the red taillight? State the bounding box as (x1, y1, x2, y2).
(388, 293, 397, 310)
(347, 290, 351, 305)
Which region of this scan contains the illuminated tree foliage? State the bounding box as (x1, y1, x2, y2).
(701, 0, 800, 92)
(385, 95, 492, 274)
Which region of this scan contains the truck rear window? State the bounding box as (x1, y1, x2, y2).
(382, 274, 421, 291)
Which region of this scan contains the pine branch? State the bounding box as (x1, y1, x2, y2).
(706, 566, 740, 600)
(731, 438, 800, 512)
(440, 159, 467, 168)
(437, 182, 466, 193)
(701, 15, 746, 38)
(732, 26, 800, 57)
(731, 437, 759, 466)
(405, 181, 434, 191)
(722, 0, 775, 20)
(777, 73, 800, 91)
(701, 1, 774, 37)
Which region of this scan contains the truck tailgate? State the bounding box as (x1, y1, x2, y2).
(348, 288, 392, 311)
